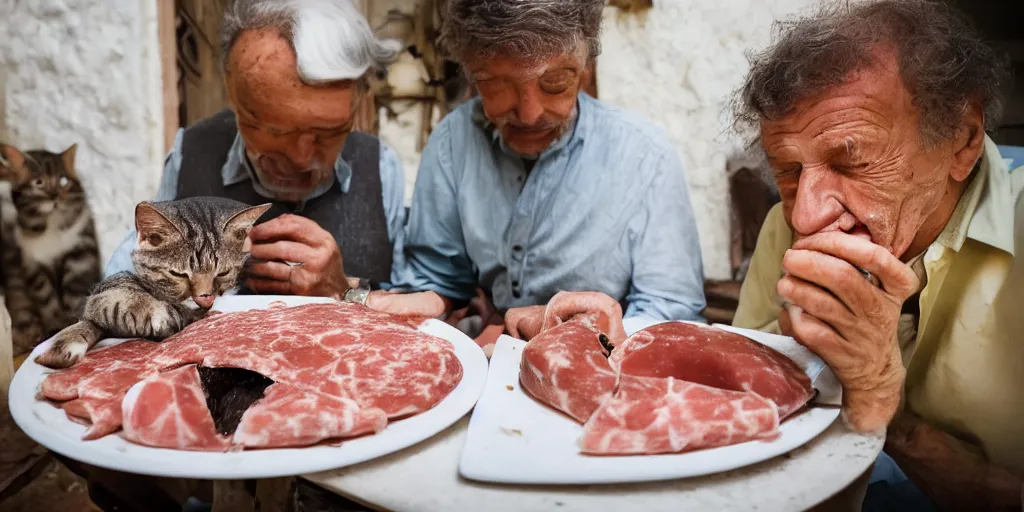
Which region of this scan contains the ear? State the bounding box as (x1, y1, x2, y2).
(61, 143, 79, 179)
(949, 102, 986, 182)
(223, 203, 271, 243)
(0, 143, 29, 181)
(135, 202, 182, 248)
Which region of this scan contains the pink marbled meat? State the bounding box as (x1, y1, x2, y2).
(121, 365, 229, 451)
(523, 319, 812, 456)
(610, 322, 813, 420)
(38, 303, 462, 451)
(519, 318, 617, 423)
(234, 383, 387, 448)
(579, 375, 779, 455)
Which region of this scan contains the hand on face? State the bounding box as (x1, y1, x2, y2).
(246, 214, 350, 299)
(776, 231, 919, 433)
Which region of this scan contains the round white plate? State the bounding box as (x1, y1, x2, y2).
(9, 295, 489, 480)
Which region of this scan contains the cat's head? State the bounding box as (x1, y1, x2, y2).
(131, 197, 271, 309)
(0, 143, 87, 227)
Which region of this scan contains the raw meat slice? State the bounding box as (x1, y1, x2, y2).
(579, 375, 779, 455)
(38, 302, 463, 451)
(121, 365, 230, 451)
(610, 322, 813, 419)
(520, 319, 617, 423)
(234, 383, 387, 448)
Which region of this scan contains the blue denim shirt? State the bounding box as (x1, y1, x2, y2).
(391, 93, 707, 331)
(103, 129, 407, 278)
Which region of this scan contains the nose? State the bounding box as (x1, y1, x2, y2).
(192, 274, 217, 309)
(194, 294, 216, 309)
(789, 166, 845, 236)
(283, 133, 317, 167)
(516, 88, 545, 126)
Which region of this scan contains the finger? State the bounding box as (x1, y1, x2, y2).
(248, 261, 293, 282)
(246, 278, 292, 295)
(367, 291, 447, 318)
(782, 249, 878, 316)
(776, 274, 856, 332)
(785, 304, 845, 359)
(248, 214, 330, 246)
(249, 240, 317, 264)
(791, 232, 919, 298)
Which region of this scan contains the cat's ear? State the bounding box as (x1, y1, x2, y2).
(135, 202, 182, 248)
(0, 143, 29, 181)
(60, 144, 78, 179)
(223, 203, 271, 234)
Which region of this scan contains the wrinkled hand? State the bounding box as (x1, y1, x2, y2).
(246, 214, 350, 299)
(504, 305, 546, 340)
(776, 232, 919, 433)
(505, 291, 627, 345)
(886, 412, 1023, 511)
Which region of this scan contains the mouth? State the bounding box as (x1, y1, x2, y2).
(845, 222, 872, 242)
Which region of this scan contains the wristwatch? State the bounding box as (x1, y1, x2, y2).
(342, 278, 371, 306)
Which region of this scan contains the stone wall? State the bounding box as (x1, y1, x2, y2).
(0, 0, 165, 264)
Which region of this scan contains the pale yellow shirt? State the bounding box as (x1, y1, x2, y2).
(733, 137, 1024, 476)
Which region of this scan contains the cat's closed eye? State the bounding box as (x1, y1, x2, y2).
(217, 270, 231, 278)
(168, 270, 189, 279)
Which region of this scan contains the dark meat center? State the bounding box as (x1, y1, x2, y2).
(196, 367, 274, 436)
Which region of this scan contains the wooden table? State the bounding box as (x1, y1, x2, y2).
(305, 415, 883, 512)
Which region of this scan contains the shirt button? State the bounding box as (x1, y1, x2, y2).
(512, 280, 520, 287)
(512, 290, 522, 299)
(512, 245, 523, 252)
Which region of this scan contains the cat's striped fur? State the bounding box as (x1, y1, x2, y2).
(36, 197, 270, 368)
(0, 143, 101, 355)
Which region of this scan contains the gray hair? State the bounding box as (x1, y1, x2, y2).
(221, 0, 403, 84)
(439, 0, 605, 63)
(734, 0, 1010, 147)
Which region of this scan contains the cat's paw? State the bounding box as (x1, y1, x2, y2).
(35, 336, 89, 369)
(34, 322, 101, 369)
(148, 304, 190, 339)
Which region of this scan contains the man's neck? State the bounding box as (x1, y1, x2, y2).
(902, 177, 969, 262)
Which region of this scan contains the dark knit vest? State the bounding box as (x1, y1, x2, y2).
(175, 109, 393, 284)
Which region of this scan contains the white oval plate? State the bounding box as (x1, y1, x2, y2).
(9, 295, 489, 480)
(459, 323, 842, 485)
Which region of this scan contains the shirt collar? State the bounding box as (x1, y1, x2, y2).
(220, 133, 356, 199)
(471, 92, 591, 159)
(934, 135, 1015, 257)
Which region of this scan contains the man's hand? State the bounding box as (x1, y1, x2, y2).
(246, 214, 350, 299)
(886, 412, 1023, 511)
(775, 232, 919, 433)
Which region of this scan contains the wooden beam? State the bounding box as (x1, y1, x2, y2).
(158, 0, 180, 153)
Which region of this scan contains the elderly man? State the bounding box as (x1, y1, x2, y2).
(105, 0, 425, 309)
(732, 1, 1023, 510)
(391, 0, 706, 342)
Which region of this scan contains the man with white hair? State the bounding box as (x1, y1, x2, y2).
(391, 0, 707, 343)
(105, 0, 413, 307)
(67, 1, 434, 509)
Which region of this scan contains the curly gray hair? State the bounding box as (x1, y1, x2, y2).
(734, 0, 1010, 147)
(439, 0, 605, 63)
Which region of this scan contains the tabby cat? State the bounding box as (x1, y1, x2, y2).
(35, 196, 270, 369)
(0, 143, 101, 355)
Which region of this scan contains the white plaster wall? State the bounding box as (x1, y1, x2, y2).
(597, 0, 820, 280)
(0, 0, 165, 264)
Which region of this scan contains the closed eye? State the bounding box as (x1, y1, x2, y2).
(168, 270, 189, 278)
(217, 270, 231, 278)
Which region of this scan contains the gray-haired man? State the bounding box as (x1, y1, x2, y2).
(391, 0, 707, 346)
(106, 0, 408, 303)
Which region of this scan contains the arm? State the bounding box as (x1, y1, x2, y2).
(104, 128, 185, 277)
(378, 143, 407, 248)
(885, 412, 1023, 511)
(622, 147, 706, 335)
(732, 203, 792, 333)
(388, 120, 477, 305)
